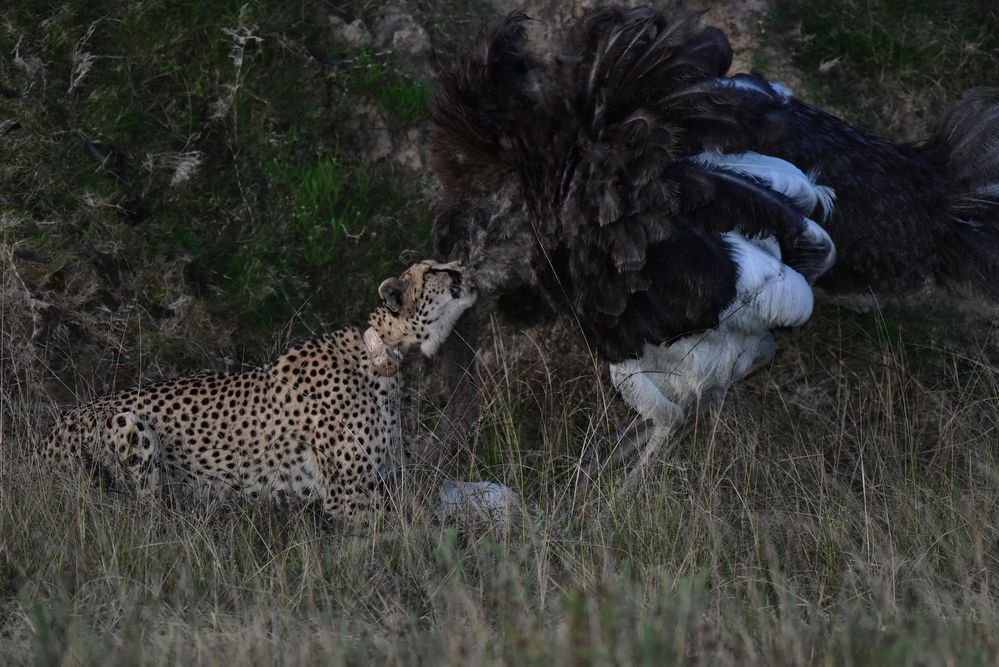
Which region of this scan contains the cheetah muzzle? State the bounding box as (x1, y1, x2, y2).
(40, 260, 477, 523)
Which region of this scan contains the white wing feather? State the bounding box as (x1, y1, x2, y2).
(690, 151, 837, 220)
(715, 76, 792, 102)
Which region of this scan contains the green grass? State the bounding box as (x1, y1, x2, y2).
(0, 0, 432, 387)
(770, 0, 999, 135)
(339, 49, 433, 125)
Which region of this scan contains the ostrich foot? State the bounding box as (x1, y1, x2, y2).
(575, 417, 657, 488)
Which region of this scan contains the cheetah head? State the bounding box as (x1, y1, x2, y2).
(370, 260, 477, 361)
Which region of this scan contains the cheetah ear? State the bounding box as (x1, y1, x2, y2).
(378, 277, 406, 314)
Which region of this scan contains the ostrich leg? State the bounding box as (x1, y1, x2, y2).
(427, 279, 555, 472)
(575, 360, 688, 489)
(576, 331, 777, 488)
(427, 308, 482, 473)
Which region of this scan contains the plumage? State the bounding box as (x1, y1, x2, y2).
(687, 151, 836, 221)
(432, 9, 830, 362)
(612, 230, 814, 425)
(430, 6, 999, 461)
(705, 81, 999, 295)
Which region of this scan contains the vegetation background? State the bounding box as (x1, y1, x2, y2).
(1, 0, 997, 664)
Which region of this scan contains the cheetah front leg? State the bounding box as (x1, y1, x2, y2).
(315, 449, 385, 526)
(104, 412, 162, 499)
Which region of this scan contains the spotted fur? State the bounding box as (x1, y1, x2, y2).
(40, 260, 476, 522)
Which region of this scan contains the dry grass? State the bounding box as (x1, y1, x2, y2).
(3, 282, 999, 664)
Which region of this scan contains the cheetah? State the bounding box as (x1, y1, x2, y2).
(41, 260, 476, 521)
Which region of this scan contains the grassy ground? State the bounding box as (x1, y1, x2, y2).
(2, 1, 999, 665)
(0, 0, 437, 390)
(770, 0, 999, 138)
(2, 311, 997, 665)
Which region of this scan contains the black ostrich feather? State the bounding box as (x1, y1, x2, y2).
(428, 3, 999, 464)
(432, 8, 824, 361)
(433, 4, 999, 368)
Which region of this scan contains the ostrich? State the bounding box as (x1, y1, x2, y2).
(429, 7, 999, 478)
